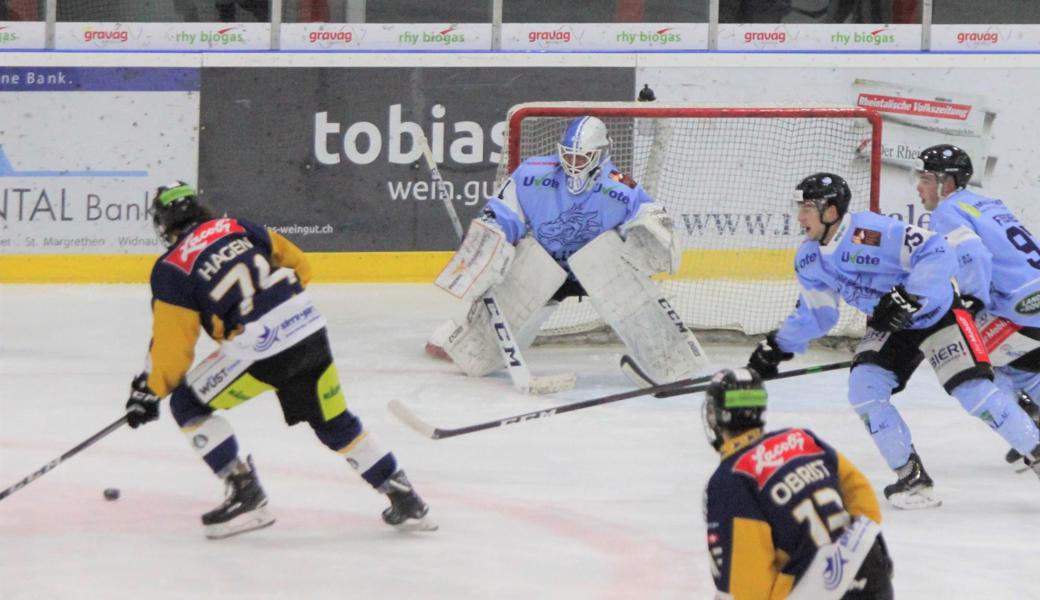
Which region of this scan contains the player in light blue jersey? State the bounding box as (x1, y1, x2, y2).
(915, 144, 1040, 467)
(747, 173, 1040, 509)
(428, 116, 707, 386)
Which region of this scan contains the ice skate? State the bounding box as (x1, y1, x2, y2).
(884, 451, 941, 510)
(1025, 445, 1040, 481)
(202, 456, 276, 539)
(379, 470, 437, 532)
(1005, 394, 1040, 471)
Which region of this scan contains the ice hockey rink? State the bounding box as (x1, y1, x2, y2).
(1, 283, 1037, 600)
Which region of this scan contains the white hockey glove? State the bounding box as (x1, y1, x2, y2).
(434, 217, 515, 304)
(618, 203, 681, 275)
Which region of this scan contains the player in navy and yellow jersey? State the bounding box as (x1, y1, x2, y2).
(124, 182, 435, 538)
(702, 368, 893, 600)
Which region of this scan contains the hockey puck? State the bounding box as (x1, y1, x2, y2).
(103, 488, 120, 501)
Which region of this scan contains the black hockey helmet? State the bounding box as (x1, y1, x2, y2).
(702, 367, 768, 451)
(915, 144, 973, 189)
(794, 172, 852, 219)
(152, 181, 211, 247)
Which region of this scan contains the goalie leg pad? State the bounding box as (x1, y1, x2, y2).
(569, 230, 705, 384)
(432, 237, 567, 377)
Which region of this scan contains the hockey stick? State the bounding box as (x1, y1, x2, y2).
(620, 354, 713, 395)
(0, 414, 130, 502)
(419, 133, 576, 395)
(419, 132, 465, 240)
(389, 360, 852, 439)
(652, 360, 852, 398)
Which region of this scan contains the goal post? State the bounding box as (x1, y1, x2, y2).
(497, 102, 882, 341)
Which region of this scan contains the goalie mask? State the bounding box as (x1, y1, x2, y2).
(702, 367, 768, 452)
(558, 116, 610, 195)
(152, 181, 211, 247)
(913, 144, 973, 204)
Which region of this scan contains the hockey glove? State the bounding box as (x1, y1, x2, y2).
(126, 373, 161, 429)
(868, 285, 922, 333)
(958, 294, 985, 317)
(747, 331, 794, 379)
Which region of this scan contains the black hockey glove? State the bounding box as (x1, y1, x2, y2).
(747, 331, 794, 379)
(868, 285, 922, 333)
(126, 373, 160, 429)
(958, 294, 985, 317)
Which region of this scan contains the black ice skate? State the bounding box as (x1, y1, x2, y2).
(202, 456, 276, 540)
(379, 470, 437, 532)
(883, 451, 941, 510)
(1006, 394, 1040, 472)
(1025, 445, 1040, 482)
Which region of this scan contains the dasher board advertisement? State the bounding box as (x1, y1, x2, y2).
(0, 67, 200, 254)
(280, 23, 491, 50)
(54, 22, 270, 50)
(717, 23, 921, 51)
(500, 23, 707, 51)
(197, 66, 633, 252)
(0, 21, 46, 49)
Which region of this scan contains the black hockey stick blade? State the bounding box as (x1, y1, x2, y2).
(0, 413, 130, 502)
(619, 354, 715, 395)
(652, 360, 853, 398)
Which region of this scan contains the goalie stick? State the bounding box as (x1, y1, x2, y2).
(420, 133, 575, 395)
(389, 360, 853, 439)
(0, 414, 130, 502)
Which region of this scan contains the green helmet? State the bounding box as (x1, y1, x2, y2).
(151, 181, 210, 247)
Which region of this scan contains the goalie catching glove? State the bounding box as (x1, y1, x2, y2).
(747, 331, 794, 379)
(126, 372, 160, 428)
(618, 203, 681, 275)
(868, 285, 921, 333)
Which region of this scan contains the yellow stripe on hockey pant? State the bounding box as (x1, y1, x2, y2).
(207, 373, 275, 410)
(336, 430, 368, 456)
(0, 250, 794, 283)
(317, 364, 347, 421)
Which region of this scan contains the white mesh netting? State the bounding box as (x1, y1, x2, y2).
(496, 102, 881, 342)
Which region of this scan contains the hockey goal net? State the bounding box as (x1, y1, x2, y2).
(496, 102, 882, 342)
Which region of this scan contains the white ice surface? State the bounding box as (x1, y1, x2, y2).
(1, 284, 1037, 600)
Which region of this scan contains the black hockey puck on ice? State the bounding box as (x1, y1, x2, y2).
(103, 488, 120, 501)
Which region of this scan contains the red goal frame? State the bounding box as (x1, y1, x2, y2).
(506, 105, 883, 212)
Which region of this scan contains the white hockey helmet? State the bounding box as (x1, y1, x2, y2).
(558, 116, 610, 195)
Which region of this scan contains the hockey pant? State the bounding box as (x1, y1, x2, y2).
(568, 230, 704, 384)
(849, 309, 1040, 469)
(430, 236, 567, 377)
(168, 329, 397, 488)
